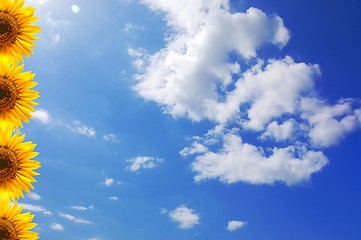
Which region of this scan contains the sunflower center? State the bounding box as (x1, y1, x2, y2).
(0, 12, 19, 45)
(0, 77, 18, 111)
(0, 218, 17, 240)
(0, 147, 19, 182)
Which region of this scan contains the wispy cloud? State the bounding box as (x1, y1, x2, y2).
(42, 11, 72, 48)
(71, 121, 96, 138)
(108, 196, 119, 201)
(20, 203, 52, 216)
(59, 212, 92, 224)
(169, 205, 200, 229)
(70, 205, 94, 211)
(27, 192, 42, 201)
(127, 156, 163, 172)
(32, 109, 51, 124)
(50, 223, 64, 231)
(102, 133, 119, 143)
(122, 22, 145, 32)
(227, 220, 247, 231)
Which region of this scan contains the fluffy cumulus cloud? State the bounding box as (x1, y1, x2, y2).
(227, 220, 247, 231)
(189, 129, 328, 185)
(132, 2, 289, 122)
(133, 0, 361, 186)
(300, 98, 361, 148)
(169, 205, 200, 229)
(127, 156, 163, 172)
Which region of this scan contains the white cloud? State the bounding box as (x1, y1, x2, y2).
(70, 205, 94, 211)
(27, 192, 42, 201)
(102, 133, 119, 143)
(123, 22, 145, 32)
(190, 130, 328, 186)
(103, 177, 114, 186)
(227, 220, 246, 231)
(261, 120, 295, 141)
(132, 3, 289, 122)
(180, 142, 208, 157)
(20, 203, 52, 215)
(134, 0, 361, 186)
(235, 57, 317, 130)
(301, 98, 361, 147)
(169, 205, 200, 229)
(71, 121, 96, 138)
(127, 156, 163, 172)
(59, 212, 92, 224)
(50, 223, 64, 231)
(42, 11, 72, 48)
(32, 109, 51, 124)
(109, 196, 119, 201)
(169, 205, 199, 229)
(51, 34, 61, 46)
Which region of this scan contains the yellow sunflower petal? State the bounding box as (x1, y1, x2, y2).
(0, 198, 39, 240)
(0, 0, 40, 63)
(0, 61, 39, 129)
(0, 128, 40, 200)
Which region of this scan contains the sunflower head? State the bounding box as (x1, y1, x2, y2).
(0, 128, 40, 200)
(0, 61, 39, 129)
(0, 0, 40, 63)
(0, 198, 39, 240)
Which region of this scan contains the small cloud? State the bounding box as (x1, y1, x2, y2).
(70, 205, 94, 211)
(20, 203, 52, 215)
(50, 223, 64, 231)
(180, 142, 208, 157)
(122, 22, 145, 32)
(227, 220, 247, 231)
(108, 196, 119, 201)
(102, 133, 119, 143)
(103, 177, 114, 186)
(160, 208, 168, 214)
(51, 34, 61, 46)
(32, 109, 51, 124)
(169, 205, 200, 229)
(71, 121, 96, 138)
(71, 5, 80, 13)
(27, 192, 42, 201)
(59, 212, 92, 224)
(127, 156, 163, 172)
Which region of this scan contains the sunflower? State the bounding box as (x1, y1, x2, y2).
(0, 0, 40, 63)
(0, 197, 39, 240)
(0, 127, 40, 200)
(0, 61, 39, 129)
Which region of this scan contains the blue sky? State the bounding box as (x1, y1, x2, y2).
(19, 0, 361, 239)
